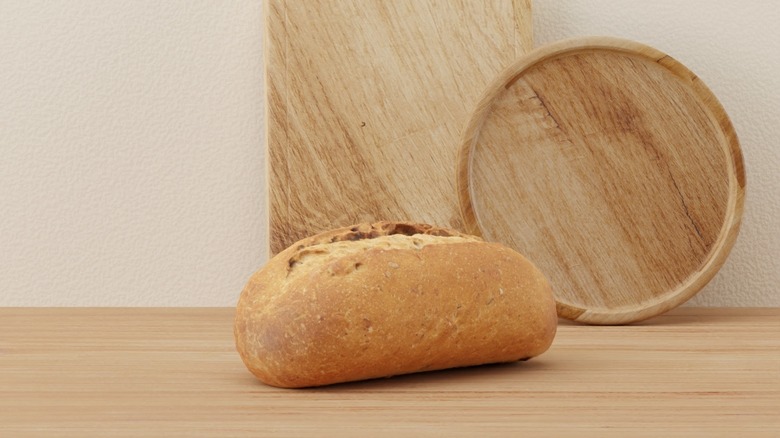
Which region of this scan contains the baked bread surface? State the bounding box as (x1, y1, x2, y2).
(235, 221, 557, 388)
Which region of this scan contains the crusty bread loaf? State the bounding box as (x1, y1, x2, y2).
(234, 221, 557, 388)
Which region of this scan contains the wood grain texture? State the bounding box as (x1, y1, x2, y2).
(265, 0, 533, 254)
(457, 37, 745, 325)
(1, 308, 778, 436)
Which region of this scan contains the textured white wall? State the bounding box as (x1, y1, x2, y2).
(0, 1, 266, 306)
(0, 1, 777, 306)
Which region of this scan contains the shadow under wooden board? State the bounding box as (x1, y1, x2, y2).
(265, 0, 533, 254)
(457, 37, 745, 325)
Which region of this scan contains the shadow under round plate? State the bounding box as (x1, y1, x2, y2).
(457, 37, 745, 325)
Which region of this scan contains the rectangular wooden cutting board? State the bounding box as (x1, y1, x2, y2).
(265, 0, 533, 253)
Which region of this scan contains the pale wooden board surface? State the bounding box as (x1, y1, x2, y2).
(266, 0, 533, 254)
(1, 308, 778, 436)
(457, 38, 745, 324)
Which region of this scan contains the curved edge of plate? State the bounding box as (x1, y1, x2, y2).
(456, 36, 746, 325)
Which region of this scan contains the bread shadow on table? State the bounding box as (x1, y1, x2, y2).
(301, 358, 552, 392)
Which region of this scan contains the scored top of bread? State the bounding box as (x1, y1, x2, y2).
(284, 221, 482, 283)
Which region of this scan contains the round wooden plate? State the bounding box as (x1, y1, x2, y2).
(457, 37, 745, 324)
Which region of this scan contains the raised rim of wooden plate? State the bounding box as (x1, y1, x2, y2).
(456, 36, 746, 325)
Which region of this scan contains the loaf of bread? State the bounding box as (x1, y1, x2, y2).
(234, 221, 557, 388)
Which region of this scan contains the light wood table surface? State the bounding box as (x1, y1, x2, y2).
(1, 308, 778, 436)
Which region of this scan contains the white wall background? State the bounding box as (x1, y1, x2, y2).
(0, 1, 777, 306)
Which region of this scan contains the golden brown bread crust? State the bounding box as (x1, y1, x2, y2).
(234, 221, 557, 388)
